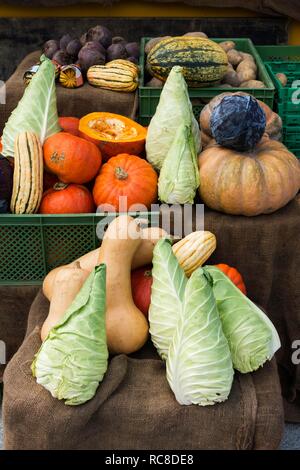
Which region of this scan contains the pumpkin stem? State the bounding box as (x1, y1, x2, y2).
(115, 166, 128, 180)
(53, 182, 68, 191)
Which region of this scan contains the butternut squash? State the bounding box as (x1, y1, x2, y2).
(41, 262, 90, 341)
(43, 225, 167, 300)
(98, 215, 149, 354)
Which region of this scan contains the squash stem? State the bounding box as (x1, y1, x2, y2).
(115, 166, 128, 180)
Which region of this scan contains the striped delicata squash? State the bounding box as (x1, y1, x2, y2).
(172, 231, 216, 277)
(147, 37, 228, 87)
(10, 131, 43, 214)
(87, 59, 139, 92)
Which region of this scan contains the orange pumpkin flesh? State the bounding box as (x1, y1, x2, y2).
(43, 132, 102, 184)
(93, 153, 158, 211)
(59, 117, 80, 136)
(40, 182, 94, 214)
(199, 136, 300, 216)
(215, 264, 247, 295)
(79, 112, 147, 161)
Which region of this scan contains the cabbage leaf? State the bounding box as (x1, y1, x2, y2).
(146, 66, 201, 171)
(203, 266, 281, 373)
(2, 56, 60, 157)
(149, 238, 187, 360)
(158, 123, 199, 204)
(31, 264, 108, 406)
(167, 268, 234, 406)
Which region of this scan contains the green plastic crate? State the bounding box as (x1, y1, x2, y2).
(256, 45, 300, 62)
(139, 38, 275, 125)
(0, 212, 158, 285)
(265, 62, 300, 116)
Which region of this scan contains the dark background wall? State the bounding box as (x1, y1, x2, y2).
(0, 16, 288, 81)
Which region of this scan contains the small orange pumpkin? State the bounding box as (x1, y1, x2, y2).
(79, 112, 147, 161)
(59, 117, 80, 136)
(93, 153, 158, 211)
(40, 182, 94, 214)
(43, 132, 102, 184)
(215, 264, 247, 295)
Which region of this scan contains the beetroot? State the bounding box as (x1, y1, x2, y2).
(80, 32, 88, 46)
(125, 42, 139, 59)
(78, 46, 105, 72)
(84, 41, 106, 55)
(0, 156, 13, 213)
(52, 50, 71, 66)
(43, 40, 59, 59)
(106, 43, 127, 62)
(66, 39, 82, 58)
(60, 34, 72, 51)
(86, 25, 112, 49)
(127, 56, 138, 64)
(112, 36, 126, 45)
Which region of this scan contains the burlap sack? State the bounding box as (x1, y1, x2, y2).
(0, 286, 39, 381)
(0, 51, 138, 135)
(3, 289, 284, 450)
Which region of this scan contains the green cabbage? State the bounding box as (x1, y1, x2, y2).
(2, 55, 60, 157)
(31, 264, 108, 406)
(146, 66, 201, 171)
(203, 266, 281, 373)
(149, 238, 187, 360)
(167, 268, 234, 406)
(158, 123, 199, 204)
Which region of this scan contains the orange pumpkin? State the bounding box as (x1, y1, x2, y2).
(200, 92, 282, 148)
(79, 112, 147, 161)
(0, 137, 2, 153)
(93, 153, 158, 211)
(198, 136, 300, 216)
(43, 132, 102, 184)
(59, 117, 80, 136)
(215, 264, 247, 295)
(40, 182, 94, 214)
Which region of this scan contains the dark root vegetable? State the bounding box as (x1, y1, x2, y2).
(43, 40, 59, 59)
(80, 32, 88, 46)
(60, 34, 73, 51)
(78, 47, 106, 72)
(112, 36, 126, 45)
(125, 42, 139, 59)
(86, 25, 112, 49)
(83, 41, 106, 55)
(66, 39, 82, 58)
(0, 156, 13, 212)
(52, 50, 72, 66)
(106, 43, 127, 62)
(127, 56, 138, 64)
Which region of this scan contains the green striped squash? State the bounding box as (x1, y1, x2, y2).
(147, 37, 228, 87)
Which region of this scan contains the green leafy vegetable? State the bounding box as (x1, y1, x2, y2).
(158, 123, 199, 204)
(146, 66, 201, 171)
(149, 238, 187, 360)
(2, 56, 60, 157)
(203, 266, 281, 373)
(31, 264, 108, 406)
(167, 268, 234, 406)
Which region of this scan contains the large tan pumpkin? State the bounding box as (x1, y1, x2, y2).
(200, 92, 282, 148)
(198, 136, 300, 216)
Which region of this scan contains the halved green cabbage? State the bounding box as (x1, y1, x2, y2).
(149, 238, 187, 360)
(167, 268, 234, 406)
(31, 264, 108, 406)
(2, 55, 60, 158)
(203, 266, 281, 373)
(146, 66, 201, 171)
(158, 123, 199, 204)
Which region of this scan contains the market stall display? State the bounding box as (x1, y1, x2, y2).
(1, 29, 300, 438)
